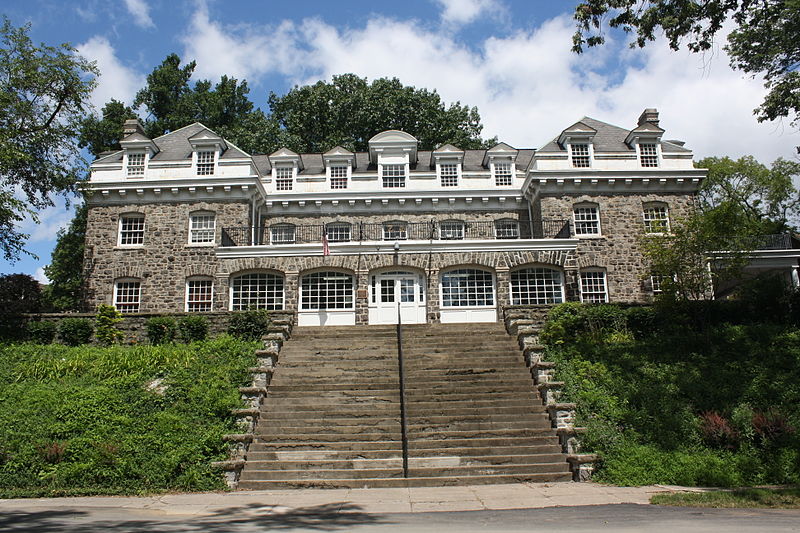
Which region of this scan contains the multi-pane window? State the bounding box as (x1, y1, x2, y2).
(495, 219, 519, 239)
(651, 274, 669, 294)
(511, 268, 564, 305)
(643, 204, 670, 234)
(441, 269, 495, 307)
(119, 215, 145, 246)
(127, 152, 145, 177)
(114, 280, 141, 313)
(573, 205, 601, 236)
(439, 163, 459, 187)
(275, 167, 294, 191)
(439, 220, 465, 240)
(383, 221, 407, 241)
(493, 162, 513, 186)
(330, 165, 348, 189)
(570, 144, 590, 168)
(301, 271, 354, 310)
(382, 164, 406, 188)
(197, 150, 215, 175)
(270, 224, 296, 244)
(189, 213, 215, 244)
(639, 143, 659, 167)
(186, 278, 213, 312)
(326, 223, 351, 242)
(580, 270, 608, 303)
(231, 273, 284, 311)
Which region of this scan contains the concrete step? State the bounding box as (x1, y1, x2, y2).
(407, 419, 553, 432)
(248, 441, 403, 452)
(256, 432, 402, 442)
(237, 472, 573, 489)
(246, 449, 405, 461)
(408, 435, 559, 449)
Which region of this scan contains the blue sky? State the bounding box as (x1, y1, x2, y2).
(2, 0, 799, 280)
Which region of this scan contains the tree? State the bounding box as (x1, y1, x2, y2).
(0, 273, 44, 340)
(572, 1, 800, 127)
(0, 18, 97, 260)
(268, 74, 495, 153)
(43, 203, 87, 311)
(78, 100, 137, 157)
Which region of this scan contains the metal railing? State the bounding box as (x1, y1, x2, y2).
(221, 218, 571, 247)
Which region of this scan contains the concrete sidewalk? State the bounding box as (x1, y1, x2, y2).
(0, 482, 685, 516)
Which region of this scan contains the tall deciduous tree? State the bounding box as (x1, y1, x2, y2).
(572, 0, 800, 127)
(78, 100, 137, 157)
(0, 18, 97, 260)
(43, 203, 87, 311)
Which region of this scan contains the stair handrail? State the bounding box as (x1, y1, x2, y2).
(396, 303, 409, 478)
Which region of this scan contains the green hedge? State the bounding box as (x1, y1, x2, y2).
(0, 335, 259, 497)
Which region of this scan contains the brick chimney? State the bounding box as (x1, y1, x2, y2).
(123, 118, 146, 137)
(637, 108, 659, 128)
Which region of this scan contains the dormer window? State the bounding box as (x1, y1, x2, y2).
(439, 163, 459, 187)
(382, 164, 406, 188)
(639, 143, 659, 167)
(197, 150, 216, 175)
(570, 144, 591, 168)
(126, 152, 146, 177)
(493, 162, 513, 186)
(330, 165, 348, 189)
(275, 166, 294, 191)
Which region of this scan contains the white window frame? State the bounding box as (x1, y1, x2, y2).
(438, 162, 460, 187)
(439, 220, 465, 240)
(126, 151, 146, 178)
(270, 223, 296, 244)
(300, 271, 355, 311)
(118, 214, 145, 246)
(638, 142, 659, 167)
(494, 219, 520, 239)
(642, 203, 671, 234)
(383, 221, 408, 241)
(492, 161, 514, 186)
(573, 204, 601, 237)
(329, 163, 349, 189)
(381, 163, 406, 188)
(510, 268, 565, 305)
(186, 277, 214, 312)
(580, 269, 609, 303)
(274, 166, 295, 191)
(196, 149, 216, 176)
(326, 223, 351, 243)
(230, 272, 285, 311)
(569, 143, 592, 168)
(114, 278, 141, 313)
(188, 212, 216, 245)
(440, 268, 496, 308)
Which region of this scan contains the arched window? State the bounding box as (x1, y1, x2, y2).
(230, 272, 284, 310)
(440, 268, 494, 307)
(114, 278, 142, 313)
(186, 276, 213, 312)
(510, 268, 564, 305)
(301, 271, 354, 310)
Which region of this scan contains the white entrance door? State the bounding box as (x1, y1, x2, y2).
(368, 271, 426, 325)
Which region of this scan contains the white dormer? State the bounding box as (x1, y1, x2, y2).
(558, 121, 597, 168)
(484, 143, 518, 186)
(269, 147, 303, 191)
(323, 146, 355, 190)
(432, 144, 464, 187)
(188, 128, 227, 176)
(369, 131, 418, 189)
(625, 108, 665, 168)
(120, 119, 158, 179)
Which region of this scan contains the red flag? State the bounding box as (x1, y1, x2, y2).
(322, 234, 330, 256)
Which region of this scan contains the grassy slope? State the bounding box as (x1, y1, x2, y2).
(0, 336, 258, 498)
(651, 487, 800, 508)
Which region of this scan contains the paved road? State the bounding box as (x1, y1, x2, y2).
(2, 503, 800, 532)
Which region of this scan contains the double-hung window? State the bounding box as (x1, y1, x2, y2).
(439, 220, 465, 240)
(186, 278, 213, 312)
(639, 143, 659, 167)
(270, 224, 296, 244)
(189, 213, 215, 244)
(439, 163, 459, 187)
(197, 150, 215, 175)
(127, 152, 145, 177)
(494, 219, 519, 239)
(275, 167, 294, 191)
(119, 215, 145, 246)
(493, 162, 513, 186)
(382, 164, 406, 188)
(330, 165, 348, 189)
(573, 204, 601, 236)
(580, 270, 608, 303)
(643, 204, 670, 234)
(570, 144, 591, 168)
(114, 279, 141, 313)
(326, 223, 351, 243)
(383, 221, 408, 241)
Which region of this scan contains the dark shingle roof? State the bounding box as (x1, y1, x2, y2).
(539, 116, 690, 153)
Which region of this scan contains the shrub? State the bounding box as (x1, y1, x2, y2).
(58, 318, 94, 346)
(700, 411, 740, 450)
(146, 316, 177, 345)
(94, 305, 123, 346)
(26, 321, 57, 344)
(227, 310, 270, 341)
(178, 316, 209, 343)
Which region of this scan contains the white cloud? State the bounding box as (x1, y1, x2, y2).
(123, 0, 155, 29)
(433, 0, 505, 26)
(77, 36, 145, 109)
(33, 267, 49, 284)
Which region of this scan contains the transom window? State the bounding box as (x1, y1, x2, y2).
(383, 221, 407, 241)
(439, 220, 465, 240)
(270, 224, 296, 244)
(330, 165, 348, 189)
(189, 213, 215, 244)
(580, 270, 608, 303)
(119, 215, 145, 246)
(441, 269, 495, 307)
(495, 219, 519, 239)
(127, 152, 145, 177)
(573, 205, 601, 236)
(382, 164, 406, 188)
(511, 268, 564, 305)
(643, 204, 670, 234)
(231, 272, 284, 311)
(494, 162, 513, 186)
(197, 150, 215, 175)
(186, 278, 213, 312)
(639, 143, 659, 167)
(275, 167, 294, 191)
(439, 163, 459, 187)
(570, 144, 590, 168)
(301, 271, 354, 310)
(114, 280, 141, 313)
(326, 223, 351, 243)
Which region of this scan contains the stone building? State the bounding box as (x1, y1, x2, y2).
(82, 109, 705, 325)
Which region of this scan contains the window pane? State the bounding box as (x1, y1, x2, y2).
(330, 165, 348, 189)
(301, 271, 354, 310)
(187, 279, 213, 312)
(439, 221, 465, 240)
(190, 214, 215, 243)
(127, 153, 145, 177)
(495, 220, 519, 239)
(197, 150, 215, 175)
(573, 206, 600, 236)
(494, 162, 513, 186)
(382, 164, 406, 188)
(440, 163, 458, 187)
(275, 167, 293, 191)
(570, 144, 590, 168)
(383, 222, 407, 241)
(441, 269, 494, 307)
(581, 271, 608, 303)
(119, 216, 145, 245)
(115, 281, 141, 313)
(326, 223, 351, 242)
(643, 205, 670, 233)
(270, 224, 296, 244)
(640, 143, 658, 167)
(511, 268, 564, 305)
(231, 273, 284, 311)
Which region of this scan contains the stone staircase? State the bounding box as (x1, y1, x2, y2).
(237, 322, 570, 489)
